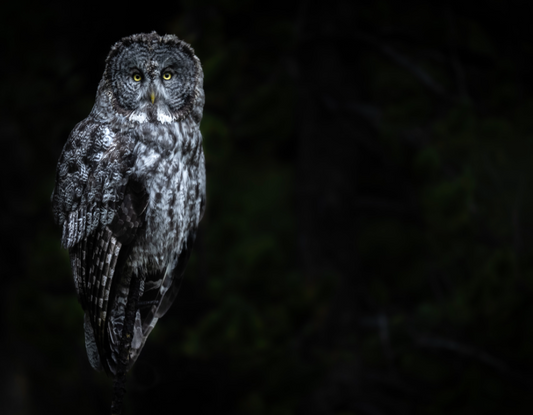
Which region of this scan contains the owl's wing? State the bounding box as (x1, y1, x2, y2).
(52, 119, 146, 374)
(52, 119, 135, 250)
(78, 179, 147, 375)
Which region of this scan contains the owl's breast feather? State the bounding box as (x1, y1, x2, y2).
(128, 122, 203, 272)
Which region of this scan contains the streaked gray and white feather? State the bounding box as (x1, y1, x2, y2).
(52, 32, 205, 377)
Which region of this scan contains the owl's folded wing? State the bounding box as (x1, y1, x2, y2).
(75, 179, 147, 375)
(52, 119, 135, 249)
(52, 119, 145, 374)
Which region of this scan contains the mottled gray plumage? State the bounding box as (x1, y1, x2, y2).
(52, 32, 205, 377)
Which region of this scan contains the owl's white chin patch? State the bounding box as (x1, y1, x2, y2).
(157, 109, 174, 124)
(129, 111, 148, 123)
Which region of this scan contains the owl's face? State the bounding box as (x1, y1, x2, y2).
(104, 33, 201, 123)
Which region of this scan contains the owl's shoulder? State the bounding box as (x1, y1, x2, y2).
(52, 115, 136, 228)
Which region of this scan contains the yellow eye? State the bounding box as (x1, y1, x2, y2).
(163, 72, 172, 80)
(133, 73, 142, 82)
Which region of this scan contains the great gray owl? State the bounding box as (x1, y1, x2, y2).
(51, 32, 205, 378)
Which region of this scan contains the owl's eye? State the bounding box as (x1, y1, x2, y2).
(132, 73, 142, 82)
(163, 72, 172, 80)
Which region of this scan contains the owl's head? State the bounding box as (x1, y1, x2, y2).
(103, 32, 202, 123)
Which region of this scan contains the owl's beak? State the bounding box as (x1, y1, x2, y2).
(150, 90, 155, 104)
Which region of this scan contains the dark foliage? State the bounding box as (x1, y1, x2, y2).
(1, 1, 533, 414)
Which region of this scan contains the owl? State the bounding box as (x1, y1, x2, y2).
(51, 32, 205, 378)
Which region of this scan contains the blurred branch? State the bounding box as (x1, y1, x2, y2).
(446, 8, 470, 100)
(322, 96, 382, 127)
(354, 197, 416, 215)
(415, 335, 511, 374)
(363, 37, 447, 97)
(360, 314, 393, 363)
(512, 177, 525, 256)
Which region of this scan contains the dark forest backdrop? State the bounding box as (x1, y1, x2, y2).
(2, 0, 533, 414)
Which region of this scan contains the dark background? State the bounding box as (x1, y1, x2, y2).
(2, 1, 533, 413)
